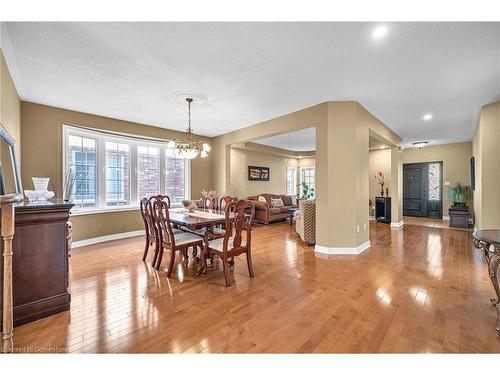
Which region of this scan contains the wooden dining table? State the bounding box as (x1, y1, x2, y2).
(168, 207, 233, 232)
(168, 207, 235, 274)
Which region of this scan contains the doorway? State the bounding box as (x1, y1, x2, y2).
(403, 161, 443, 219)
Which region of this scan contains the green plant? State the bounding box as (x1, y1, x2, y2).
(301, 181, 314, 199)
(448, 183, 472, 206)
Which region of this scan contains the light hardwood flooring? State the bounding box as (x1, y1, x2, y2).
(12, 221, 500, 353)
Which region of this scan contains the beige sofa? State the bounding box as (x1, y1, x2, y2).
(247, 193, 298, 224)
(295, 199, 316, 245)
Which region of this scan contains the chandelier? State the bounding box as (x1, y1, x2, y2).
(167, 97, 211, 159)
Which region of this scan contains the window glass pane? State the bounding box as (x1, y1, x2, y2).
(428, 163, 441, 201)
(165, 149, 186, 205)
(137, 146, 160, 200)
(106, 141, 130, 206)
(301, 167, 315, 198)
(286, 167, 297, 195)
(68, 135, 97, 208)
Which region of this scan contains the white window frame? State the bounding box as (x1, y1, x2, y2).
(63, 125, 191, 215)
(300, 166, 316, 198)
(286, 166, 298, 196)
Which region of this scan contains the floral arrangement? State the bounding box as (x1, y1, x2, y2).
(374, 171, 385, 196)
(201, 189, 217, 198)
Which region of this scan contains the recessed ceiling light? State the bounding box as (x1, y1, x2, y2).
(412, 141, 429, 148)
(372, 25, 388, 39)
(423, 113, 433, 121)
(380, 146, 386, 149)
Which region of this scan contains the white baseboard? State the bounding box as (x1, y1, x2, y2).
(72, 230, 144, 248)
(443, 216, 449, 221)
(315, 240, 371, 255)
(390, 220, 404, 228)
(368, 216, 376, 221)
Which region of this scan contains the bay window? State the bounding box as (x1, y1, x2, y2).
(63, 125, 191, 213)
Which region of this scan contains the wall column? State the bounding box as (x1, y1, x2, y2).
(314, 102, 370, 255)
(390, 146, 403, 227)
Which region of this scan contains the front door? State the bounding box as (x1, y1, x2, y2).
(403, 162, 443, 219)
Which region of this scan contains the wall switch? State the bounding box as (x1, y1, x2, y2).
(356, 225, 360, 233)
(363, 223, 367, 230)
(445, 181, 450, 186)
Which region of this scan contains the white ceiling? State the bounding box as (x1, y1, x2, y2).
(254, 127, 315, 151)
(3, 22, 500, 145)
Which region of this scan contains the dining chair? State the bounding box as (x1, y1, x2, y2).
(153, 199, 205, 275)
(140, 195, 172, 266)
(203, 196, 218, 210)
(201, 200, 256, 287)
(219, 195, 237, 210)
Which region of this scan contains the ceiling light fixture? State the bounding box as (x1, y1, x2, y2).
(423, 113, 433, 121)
(372, 25, 388, 39)
(167, 98, 211, 159)
(412, 141, 429, 148)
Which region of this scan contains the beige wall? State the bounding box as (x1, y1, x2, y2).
(402, 142, 472, 215)
(212, 101, 402, 249)
(229, 147, 289, 198)
(473, 101, 500, 230)
(368, 149, 391, 216)
(21, 102, 213, 241)
(0, 49, 21, 161)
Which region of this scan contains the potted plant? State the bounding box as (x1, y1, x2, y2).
(448, 183, 472, 207)
(448, 183, 472, 228)
(301, 181, 314, 199)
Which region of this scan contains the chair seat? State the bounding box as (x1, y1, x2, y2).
(208, 236, 248, 252)
(172, 231, 204, 246)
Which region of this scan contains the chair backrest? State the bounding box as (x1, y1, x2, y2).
(222, 200, 255, 254)
(152, 199, 176, 247)
(219, 195, 237, 210)
(149, 194, 171, 207)
(140, 195, 171, 238)
(140, 197, 156, 238)
(203, 196, 218, 210)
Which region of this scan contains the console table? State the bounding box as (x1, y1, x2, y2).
(0, 200, 73, 328)
(473, 229, 500, 334)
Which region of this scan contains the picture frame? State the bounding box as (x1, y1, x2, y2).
(248, 166, 270, 181)
(0, 123, 23, 202)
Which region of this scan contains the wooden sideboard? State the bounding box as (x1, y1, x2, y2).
(0, 200, 73, 327)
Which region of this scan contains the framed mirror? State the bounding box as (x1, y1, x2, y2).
(0, 123, 23, 203)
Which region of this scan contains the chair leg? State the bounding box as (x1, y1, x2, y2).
(151, 239, 159, 267)
(155, 245, 163, 270)
(246, 250, 255, 278)
(222, 256, 231, 287)
(167, 250, 176, 277)
(142, 234, 150, 261)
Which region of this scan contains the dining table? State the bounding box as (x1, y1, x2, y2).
(168, 207, 233, 232)
(168, 207, 235, 274)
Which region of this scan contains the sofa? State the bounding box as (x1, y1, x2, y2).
(247, 193, 298, 224)
(295, 199, 316, 245)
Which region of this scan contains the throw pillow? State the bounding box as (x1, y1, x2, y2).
(270, 198, 285, 207)
(291, 196, 297, 205)
(258, 196, 267, 203)
(281, 195, 293, 206)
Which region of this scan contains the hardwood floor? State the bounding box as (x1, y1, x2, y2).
(403, 215, 473, 231)
(12, 221, 500, 353)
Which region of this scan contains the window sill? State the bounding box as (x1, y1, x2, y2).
(70, 203, 184, 217)
(70, 206, 140, 216)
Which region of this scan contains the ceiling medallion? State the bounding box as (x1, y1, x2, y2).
(167, 97, 211, 159)
(412, 141, 429, 149)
